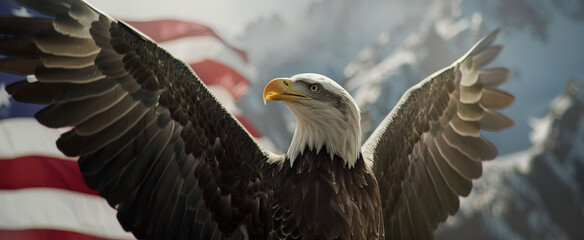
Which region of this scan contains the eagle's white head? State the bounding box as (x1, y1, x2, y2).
(263, 73, 361, 168)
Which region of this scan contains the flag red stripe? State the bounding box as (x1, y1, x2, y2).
(0, 156, 98, 196)
(0, 229, 129, 240)
(125, 20, 248, 62)
(190, 60, 250, 100)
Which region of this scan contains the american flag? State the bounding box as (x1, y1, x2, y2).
(0, 1, 270, 239)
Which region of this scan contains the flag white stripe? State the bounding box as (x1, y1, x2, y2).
(0, 188, 133, 239)
(0, 118, 73, 160)
(160, 36, 257, 81)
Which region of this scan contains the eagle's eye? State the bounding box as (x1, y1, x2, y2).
(309, 84, 320, 92)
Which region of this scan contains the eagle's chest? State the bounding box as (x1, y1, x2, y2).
(269, 150, 382, 239)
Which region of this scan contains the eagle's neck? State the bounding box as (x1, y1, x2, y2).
(285, 99, 361, 168)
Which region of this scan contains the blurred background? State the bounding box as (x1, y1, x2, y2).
(1, 0, 583, 239)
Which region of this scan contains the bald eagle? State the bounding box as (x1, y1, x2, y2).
(0, 0, 514, 239)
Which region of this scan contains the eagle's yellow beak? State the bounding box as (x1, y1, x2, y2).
(263, 78, 311, 105)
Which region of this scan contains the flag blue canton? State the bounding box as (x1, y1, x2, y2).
(0, 0, 48, 16)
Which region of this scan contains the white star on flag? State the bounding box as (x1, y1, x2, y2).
(0, 83, 11, 109)
(11, 7, 32, 17)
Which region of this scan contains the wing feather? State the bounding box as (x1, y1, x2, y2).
(478, 67, 510, 87)
(472, 45, 503, 67)
(434, 134, 482, 179)
(78, 109, 155, 180)
(2, 1, 273, 239)
(35, 29, 100, 57)
(449, 114, 481, 137)
(404, 180, 432, 239)
(42, 54, 97, 68)
(54, 12, 91, 38)
(480, 88, 514, 109)
(0, 37, 41, 56)
(397, 205, 413, 239)
(411, 153, 447, 224)
(424, 141, 460, 215)
(0, 57, 40, 75)
(0, 16, 53, 35)
(426, 138, 473, 196)
(456, 101, 484, 121)
(362, 29, 513, 238)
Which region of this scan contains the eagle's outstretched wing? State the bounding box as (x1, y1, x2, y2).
(1, 0, 272, 239)
(361, 29, 514, 239)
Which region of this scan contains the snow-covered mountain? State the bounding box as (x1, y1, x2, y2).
(435, 79, 584, 240)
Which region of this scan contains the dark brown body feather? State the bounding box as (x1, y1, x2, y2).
(268, 149, 382, 239)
